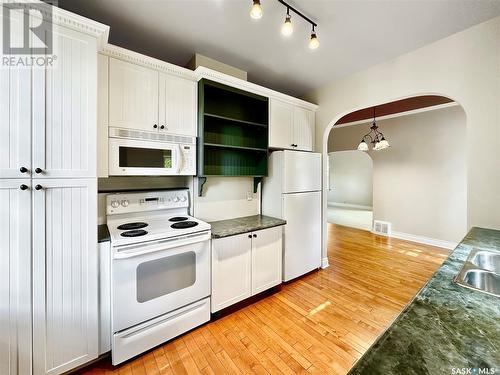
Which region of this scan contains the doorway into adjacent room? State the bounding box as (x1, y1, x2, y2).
(327, 150, 373, 231)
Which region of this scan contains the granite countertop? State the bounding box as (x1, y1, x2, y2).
(98, 224, 110, 243)
(209, 215, 286, 239)
(349, 227, 500, 375)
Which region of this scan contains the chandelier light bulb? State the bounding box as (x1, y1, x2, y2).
(309, 31, 319, 49)
(250, 0, 263, 19)
(357, 140, 369, 151)
(281, 13, 293, 36)
(378, 137, 390, 150)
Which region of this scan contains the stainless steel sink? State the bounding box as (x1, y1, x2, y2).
(470, 251, 500, 273)
(455, 248, 500, 297)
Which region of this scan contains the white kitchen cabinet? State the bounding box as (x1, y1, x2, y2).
(269, 98, 315, 151)
(159, 72, 197, 137)
(211, 233, 252, 313)
(211, 227, 283, 313)
(32, 179, 98, 375)
(251, 227, 282, 295)
(108, 58, 197, 137)
(0, 12, 31, 179)
(97, 54, 109, 178)
(32, 25, 98, 179)
(293, 107, 315, 151)
(0, 180, 32, 375)
(269, 99, 293, 149)
(108, 58, 159, 132)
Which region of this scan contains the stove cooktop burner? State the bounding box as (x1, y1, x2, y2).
(170, 221, 199, 229)
(120, 229, 148, 237)
(117, 222, 148, 230)
(169, 217, 189, 222)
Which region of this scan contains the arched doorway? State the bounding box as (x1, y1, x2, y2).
(321, 95, 467, 268)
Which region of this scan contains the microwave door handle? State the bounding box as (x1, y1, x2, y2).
(176, 144, 183, 174)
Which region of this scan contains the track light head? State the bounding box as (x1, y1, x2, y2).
(281, 10, 293, 36)
(250, 0, 263, 19)
(309, 27, 319, 49)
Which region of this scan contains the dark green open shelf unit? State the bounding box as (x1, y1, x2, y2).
(198, 79, 269, 194)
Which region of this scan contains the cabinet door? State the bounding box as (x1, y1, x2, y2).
(109, 58, 159, 132)
(293, 107, 314, 151)
(251, 227, 282, 295)
(97, 54, 109, 178)
(211, 233, 252, 313)
(0, 11, 31, 179)
(0, 180, 32, 375)
(32, 24, 97, 178)
(33, 178, 98, 375)
(269, 99, 293, 149)
(159, 73, 197, 137)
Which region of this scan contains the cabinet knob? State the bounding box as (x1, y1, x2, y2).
(20, 184, 29, 190)
(248, 234, 252, 238)
(35, 184, 43, 190)
(35, 168, 43, 174)
(160, 125, 165, 130)
(153, 124, 158, 129)
(19, 166, 29, 173)
(253, 234, 257, 238)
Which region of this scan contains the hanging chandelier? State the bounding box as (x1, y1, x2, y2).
(357, 108, 390, 151)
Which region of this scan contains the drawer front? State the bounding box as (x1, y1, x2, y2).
(112, 297, 210, 365)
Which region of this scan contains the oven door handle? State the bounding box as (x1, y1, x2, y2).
(113, 232, 211, 259)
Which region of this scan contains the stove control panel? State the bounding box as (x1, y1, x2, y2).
(106, 189, 190, 215)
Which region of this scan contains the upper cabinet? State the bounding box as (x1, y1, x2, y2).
(109, 58, 159, 132)
(159, 72, 197, 137)
(269, 98, 315, 152)
(108, 58, 196, 136)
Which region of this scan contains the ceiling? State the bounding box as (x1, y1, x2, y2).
(58, 0, 500, 97)
(335, 96, 454, 125)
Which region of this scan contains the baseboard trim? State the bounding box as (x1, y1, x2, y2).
(321, 257, 330, 269)
(389, 231, 457, 250)
(327, 202, 373, 210)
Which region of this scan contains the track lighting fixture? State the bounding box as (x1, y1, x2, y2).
(250, 0, 262, 19)
(250, 0, 319, 49)
(281, 7, 293, 36)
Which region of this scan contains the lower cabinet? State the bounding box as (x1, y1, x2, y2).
(32, 179, 98, 375)
(211, 227, 282, 313)
(0, 180, 33, 375)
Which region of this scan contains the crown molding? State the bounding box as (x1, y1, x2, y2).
(3, 0, 110, 46)
(99, 44, 197, 81)
(194, 67, 319, 111)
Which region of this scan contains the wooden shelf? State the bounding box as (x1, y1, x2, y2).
(204, 143, 267, 152)
(198, 79, 269, 195)
(204, 113, 268, 128)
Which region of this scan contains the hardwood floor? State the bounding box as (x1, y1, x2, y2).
(80, 224, 450, 375)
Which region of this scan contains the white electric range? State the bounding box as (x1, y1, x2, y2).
(106, 189, 211, 365)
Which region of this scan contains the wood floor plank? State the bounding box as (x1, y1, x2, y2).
(81, 224, 449, 375)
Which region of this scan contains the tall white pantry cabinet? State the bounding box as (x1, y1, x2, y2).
(0, 4, 108, 375)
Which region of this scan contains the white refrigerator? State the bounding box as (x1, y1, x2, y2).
(262, 150, 322, 281)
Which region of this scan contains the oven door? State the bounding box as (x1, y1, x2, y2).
(109, 138, 182, 176)
(112, 232, 211, 332)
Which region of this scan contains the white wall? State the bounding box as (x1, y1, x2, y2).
(328, 151, 373, 207)
(193, 177, 260, 222)
(328, 106, 467, 243)
(305, 16, 500, 264)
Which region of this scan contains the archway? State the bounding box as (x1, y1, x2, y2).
(320, 95, 468, 268)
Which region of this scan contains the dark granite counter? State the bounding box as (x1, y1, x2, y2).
(349, 227, 500, 375)
(209, 215, 286, 239)
(98, 224, 110, 243)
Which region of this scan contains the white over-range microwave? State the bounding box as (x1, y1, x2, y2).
(109, 127, 196, 176)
